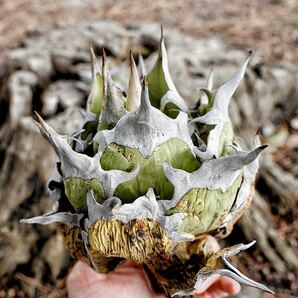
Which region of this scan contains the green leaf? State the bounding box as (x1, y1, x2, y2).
(166, 175, 242, 234)
(64, 177, 105, 213)
(100, 138, 200, 203)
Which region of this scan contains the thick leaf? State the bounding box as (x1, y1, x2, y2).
(163, 145, 267, 205)
(193, 53, 252, 159)
(166, 175, 242, 234)
(219, 137, 262, 230)
(35, 113, 139, 212)
(20, 201, 83, 228)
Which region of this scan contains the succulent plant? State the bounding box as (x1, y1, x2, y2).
(22, 30, 273, 296)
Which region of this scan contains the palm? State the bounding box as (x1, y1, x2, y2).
(67, 261, 240, 298)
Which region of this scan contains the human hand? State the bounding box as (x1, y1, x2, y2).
(67, 261, 240, 298)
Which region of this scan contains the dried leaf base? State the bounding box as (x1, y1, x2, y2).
(57, 220, 259, 297)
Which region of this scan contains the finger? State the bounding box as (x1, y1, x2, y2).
(67, 261, 165, 298)
(66, 262, 107, 298)
(195, 274, 221, 294)
(194, 276, 241, 298)
(218, 276, 241, 295)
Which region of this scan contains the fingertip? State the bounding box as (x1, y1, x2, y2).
(219, 276, 241, 295)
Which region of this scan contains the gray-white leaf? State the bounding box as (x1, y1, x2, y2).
(219, 137, 262, 228)
(162, 145, 267, 206)
(94, 81, 193, 157)
(86, 188, 193, 244)
(35, 114, 139, 197)
(20, 201, 83, 227)
(192, 53, 251, 159)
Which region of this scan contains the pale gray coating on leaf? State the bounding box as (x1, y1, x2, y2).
(193, 53, 251, 160)
(99, 50, 127, 126)
(35, 114, 139, 197)
(86, 189, 193, 244)
(83, 110, 98, 123)
(160, 90, 189, 113)
(219, 137, 262, 228)
(173, 241, 273, 296)
(93, 82, 194, 157)
(20, 201, 83, 227)
(162, 145, 267, 207)
(86, 191, 122, 226)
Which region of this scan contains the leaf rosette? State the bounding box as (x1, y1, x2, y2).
(21, 29, 273, 296)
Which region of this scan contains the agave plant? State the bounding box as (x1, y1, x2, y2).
(22, 30, 273, 296)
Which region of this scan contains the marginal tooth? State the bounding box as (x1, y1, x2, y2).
(136, 77, 151, 121)
(198, 145, 267, 188)
(175, 111, 189, 128)
(126, 51, 141, 112)
(145, 187, 155, 198)
(225, 145, 267, 172)
(34, 112, 72, 159)
(214, 51, 252, 117)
